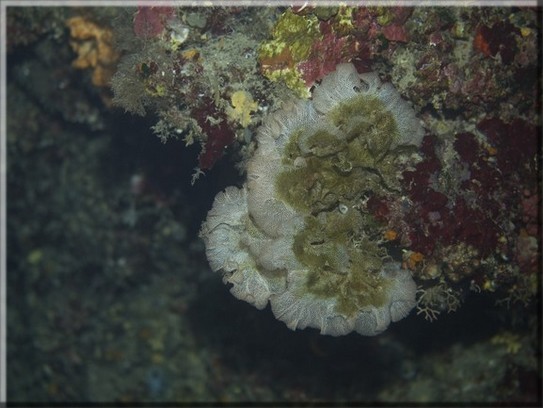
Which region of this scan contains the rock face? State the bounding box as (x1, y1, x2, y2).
(200, 63, 423, 336)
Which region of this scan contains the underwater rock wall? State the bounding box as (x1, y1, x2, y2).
(200, 63, 424, 336)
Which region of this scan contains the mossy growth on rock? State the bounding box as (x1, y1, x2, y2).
(258, 9, 323, 97)
(200, 63, 424, 336)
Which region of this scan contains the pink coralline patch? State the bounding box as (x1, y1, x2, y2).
(352, 7, 412, 38)
(349, 7, 413, 65)
(457, 68, 501, 107)
(442, 63, 462, 93)
(382, 24, 409, 42)
(298, 21, 358, 86)
(133, 6, 176, 39)
(366, 195, 390, 222)
(388, 7, 413, 25)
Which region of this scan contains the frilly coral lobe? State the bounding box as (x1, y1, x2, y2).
(201, 63, 424, 336)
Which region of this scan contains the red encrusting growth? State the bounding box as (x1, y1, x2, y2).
(298, 21, 358, 86)
(473, 21, 519, 65)
(381, 24, 409, 42)
(397, 117, 539, 260)
(192, 98, 236, 171)
(366, 195, 390, 222)
(133, 6, 176, 39)
(453, 132, 479, 163)
(399, 134, 501, 257)
(477, 117, 538, 175)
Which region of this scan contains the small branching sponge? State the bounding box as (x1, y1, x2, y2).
(200, 64, 424, 336)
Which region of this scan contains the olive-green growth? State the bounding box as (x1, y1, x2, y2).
(259, 9, 322, 62)
(274, 92, 409, 316)
(292, 212, 390, 316)
(275, 97, 403, 213)
(329, 95, 399, 159)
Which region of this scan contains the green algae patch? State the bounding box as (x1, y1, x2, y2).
(293, 212, 390, 317)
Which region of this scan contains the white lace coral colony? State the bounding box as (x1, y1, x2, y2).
(200, 63, 423, 336)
